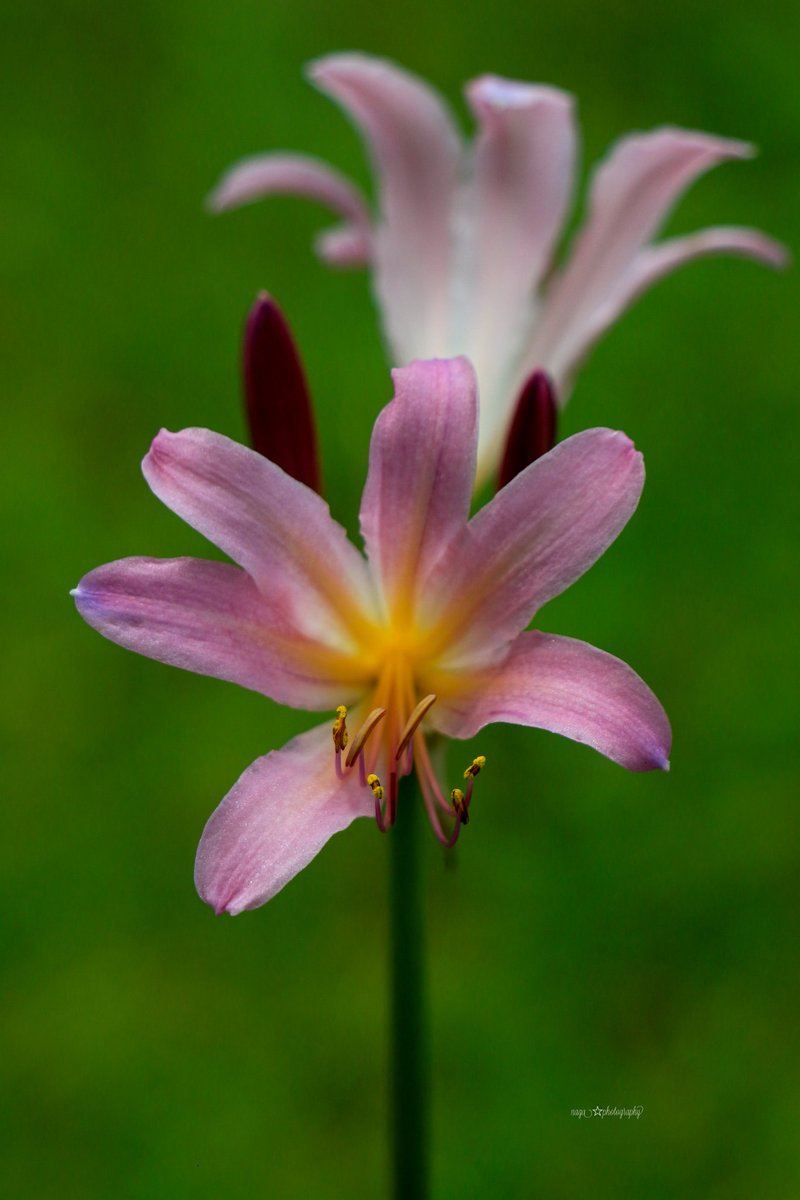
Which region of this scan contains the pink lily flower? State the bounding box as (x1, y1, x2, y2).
(209, 53, 788, 486)
(72, 358, 670, 914)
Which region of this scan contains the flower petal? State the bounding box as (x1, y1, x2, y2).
(462, 76, 576, 458)
(309, 53, 463, 361)
(359, 358, 478, 621)
(526, 127, 759, 389)
(195, 723, 373, 914)
(422, 428, 643, 658)
(314, 224, 373, 267)
(432, 631, 671, 772)
(581, 225, 790, 353)
(142, 428, 378, 650)
(207, 152, 373, 267)
(72, 556, 369, 708)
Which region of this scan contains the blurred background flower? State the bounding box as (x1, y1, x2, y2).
(210, 52, 787, 486)
(1, 1, 798, 1197)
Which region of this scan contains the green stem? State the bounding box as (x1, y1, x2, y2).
(390, 771, 429, 1200)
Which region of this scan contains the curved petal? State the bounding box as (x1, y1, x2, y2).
(432, 631, 671, 772)
(461, 77, 576, 456)
(72, 557, 370, 708)
(544, 226, 790, 389)
(195, 723, 373, 914)
(314, 224, 373, 267)
(422, 428, 643, 658)
(587, 224, 789, 349)
(359, 358, 478, 622)
(142, 428, 379, 650)
(527, 127, 757, 389)
(207, 151, 374, 266)
(309, 53, 463, 361)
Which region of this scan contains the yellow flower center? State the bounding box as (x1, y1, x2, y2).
(330, 610, 485, 845)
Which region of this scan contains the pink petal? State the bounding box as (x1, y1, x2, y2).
(195, 723, 373, 914)
(582, 225, 790, 351)
(313, 224, 373, 267)
(423, 428, 643, 658)
(527, 127, 759, 389)
(142, 428, 378, 649)
(72, 557, 368, 709)
(433, 631, 671, 772)
(207, 152, 373, 267)
(359, 358, 478, 620)
(309, 53, 462, 361)
(462, 76, 576, 453)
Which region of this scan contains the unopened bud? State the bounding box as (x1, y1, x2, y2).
(243, 292, 323, 494)
(497, 370, 557, 490)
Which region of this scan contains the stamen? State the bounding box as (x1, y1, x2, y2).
(450, 787, 469, 825)
(461, 755, 486, 818)
(463, 755, 486, 780)
(413, 732, 463, 847)
(367, 773, 384, 802)
(368, 772, 389, 834)
(332, 705, 349, 753)
(345, 707, 387, 768)
(395, 694, 437, 761)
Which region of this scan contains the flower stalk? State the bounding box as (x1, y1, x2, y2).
(390, 772, 429, 1200)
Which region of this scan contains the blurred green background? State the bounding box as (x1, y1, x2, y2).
(2, 0, 799, 1196)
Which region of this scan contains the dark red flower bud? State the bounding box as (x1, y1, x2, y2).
(497, 370, 557, 490)
(242, 292, 323, 494)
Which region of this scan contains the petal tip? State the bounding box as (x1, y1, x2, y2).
(204, 888, 250, 917)
(205, 184, 225, 214)
(206, 168, 247, 214)
(199, 882, 238, 916)
(584, 426, 639, 457)
(467, 74, 574, 114)
(651, 126, 756, 162)
(646, 743, 671, 772)
(765, 239, 792, 270)
(145, 427, 175, 463)
(306, 50, 371, 86)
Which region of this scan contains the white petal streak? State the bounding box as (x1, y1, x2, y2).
(310, 53, 463, 361)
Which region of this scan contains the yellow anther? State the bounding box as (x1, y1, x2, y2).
(332, 705, 349, 753)
(367, 773, 384, 802)
(395, 694, 437, 761)
(464, 755, 486, 780)
(450, 787, 469, 824)
(345, 707, 387, 767)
